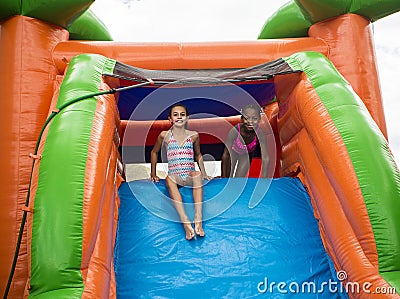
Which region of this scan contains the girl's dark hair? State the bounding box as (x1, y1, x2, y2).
(240, 104, 262, 116)
(168, 103, 189, 117)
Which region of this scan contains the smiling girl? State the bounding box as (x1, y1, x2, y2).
(221, 104, 270, 178)
(150, 103, 212, 240)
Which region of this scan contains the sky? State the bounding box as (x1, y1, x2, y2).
(91, 0, 400, 166)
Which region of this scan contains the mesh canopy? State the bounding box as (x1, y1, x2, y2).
(104, 58, 299, 121)
(106, 58, 296, 85)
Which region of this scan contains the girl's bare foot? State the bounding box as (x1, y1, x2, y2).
(194, 220, 205, 237)
(183, 223, 195, 240)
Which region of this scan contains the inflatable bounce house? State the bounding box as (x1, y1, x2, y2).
(1, 0, 400, 298)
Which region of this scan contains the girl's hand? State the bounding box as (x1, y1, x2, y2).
(203, 175, 213, 181)
(151, 175, 160, 182)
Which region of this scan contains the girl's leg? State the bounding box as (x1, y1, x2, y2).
(166, 175, 195, 240)
(188, 171, 205, 237)
(234, 154, 253, 177)
(221, 149, 235, 178)
(229, 155, 239, 177)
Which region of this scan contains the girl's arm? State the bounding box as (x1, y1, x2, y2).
(193, 132, 212, 180)
(150, 131, 166, 182)
(258, 129, 270, 178)
(221, 127, 237, 177)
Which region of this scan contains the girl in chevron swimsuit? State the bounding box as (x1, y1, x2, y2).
(221, 104, 270, 178)
(151, 104, 212, 240)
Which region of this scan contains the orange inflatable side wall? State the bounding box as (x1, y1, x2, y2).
(80, 85, 121, 299)
(26, 70, 122, 298)
(24, 76, 64, 297)
(274, 72, 396, 297)
(309, 14, 387, 138)
(262, 102, 281, 177)
(0, 16, 68, 298)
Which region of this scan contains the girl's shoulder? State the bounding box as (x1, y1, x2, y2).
(187, 130, 199, 141)
(159, 130, 169, 137)
(159, 130, 170, 141)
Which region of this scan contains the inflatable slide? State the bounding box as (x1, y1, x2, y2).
(1, 0, 400, 298)
(115, 178, 347, 298)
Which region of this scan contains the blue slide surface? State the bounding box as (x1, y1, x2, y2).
(115, 178, 348, 298)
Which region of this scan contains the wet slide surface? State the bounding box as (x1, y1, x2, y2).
(115, 178, 348, 298)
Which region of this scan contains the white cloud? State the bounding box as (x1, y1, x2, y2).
(91, 0, 400, 166)
(373, 12, 400, 166)
(91, 0, 287, 42)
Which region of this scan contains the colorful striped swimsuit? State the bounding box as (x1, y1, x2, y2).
(167, 131, 196, 180)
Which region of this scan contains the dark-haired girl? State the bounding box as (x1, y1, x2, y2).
(151, 104, 212, 240)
